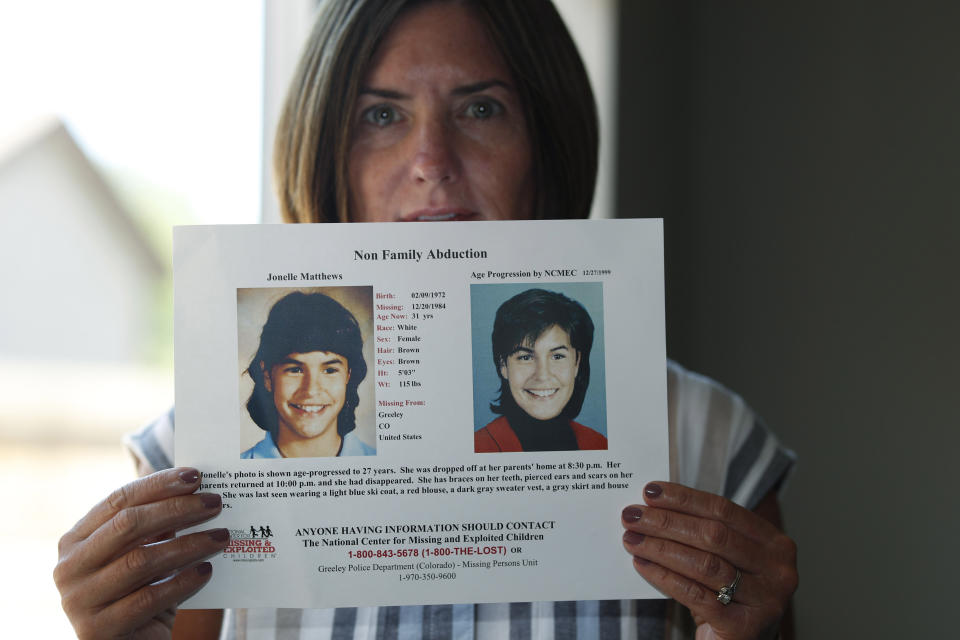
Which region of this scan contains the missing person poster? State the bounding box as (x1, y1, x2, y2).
(174, 219, 668, 608)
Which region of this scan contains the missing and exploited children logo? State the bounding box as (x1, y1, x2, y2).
(223, 525, 278, 562)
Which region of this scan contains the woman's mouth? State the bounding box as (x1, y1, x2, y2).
(401, 208, 480, 222)
(524, 389, 559, 399)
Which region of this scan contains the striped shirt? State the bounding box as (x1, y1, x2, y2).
(125, 360, 794, 640)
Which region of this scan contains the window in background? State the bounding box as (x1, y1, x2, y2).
(0, 2, 262, 636)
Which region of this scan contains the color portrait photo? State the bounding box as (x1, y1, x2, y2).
(237, 286, 375, 459)
(471, 282, 607, 453)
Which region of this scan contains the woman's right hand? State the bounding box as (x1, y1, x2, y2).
(54, 468, 230, 639)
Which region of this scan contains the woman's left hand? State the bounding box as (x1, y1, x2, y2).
(621, 482, 797, 640)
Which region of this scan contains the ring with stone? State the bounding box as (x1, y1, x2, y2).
(716, 569, 742, 605)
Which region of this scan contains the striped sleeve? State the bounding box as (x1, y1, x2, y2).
(667, 360, 795, 510)
(123, 406, 176, 474)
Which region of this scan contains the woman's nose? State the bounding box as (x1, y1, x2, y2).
(531, 357, 551, 381)
(409, 117, 460, 185)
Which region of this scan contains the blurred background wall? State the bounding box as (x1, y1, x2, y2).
(617, 1, 959, 637)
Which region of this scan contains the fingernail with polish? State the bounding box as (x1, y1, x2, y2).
(622, 505, 643, 521)
(196, 562, 213, 576)
(623, 531, 645, 545)
(644, 483, 663, 499)
(179, 469, 200, 484)
(200, 493, 221, 509)
(634, 556, 651, 566)
(208, 528, 230, 543)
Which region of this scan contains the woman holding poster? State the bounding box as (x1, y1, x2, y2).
(54, 1, 797, 639)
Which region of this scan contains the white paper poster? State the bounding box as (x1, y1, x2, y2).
(174, 218, 668, 608)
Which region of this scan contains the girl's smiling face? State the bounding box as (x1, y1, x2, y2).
(348, 2, 534, 223)
(500, 325, 580, 421)
(265, 351, 350, 442)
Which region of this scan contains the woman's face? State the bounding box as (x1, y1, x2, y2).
(499, 325, 580, 421)
(348, 2, 534, 222)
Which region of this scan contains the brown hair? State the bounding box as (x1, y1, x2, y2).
(273, 0, 598, 223)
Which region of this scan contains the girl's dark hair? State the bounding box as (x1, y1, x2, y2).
(246, 292, 367, 438)
(490, 288, 593, 419)
(274, 0, 598, 223)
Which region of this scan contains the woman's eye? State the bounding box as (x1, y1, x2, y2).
(515, 353, 532, 362)
(323, 367, 340, 374)
(362, 105, 401, 127)
(552, 353, 566, 360)
(466, 99, 502, 120)
(284, 366, 303, 374)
